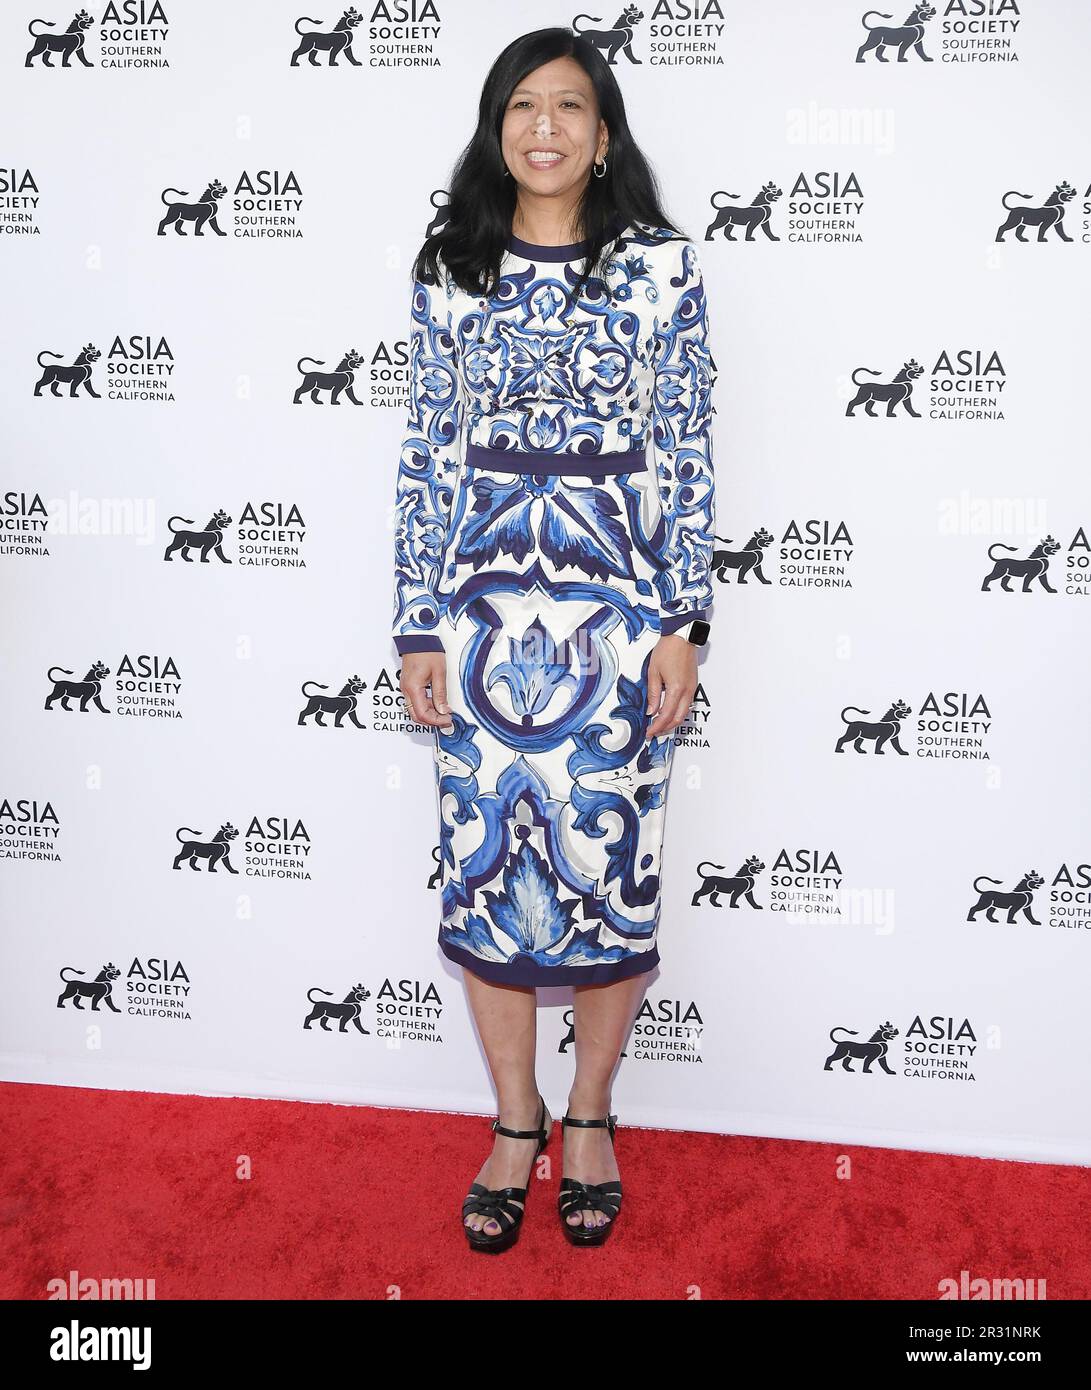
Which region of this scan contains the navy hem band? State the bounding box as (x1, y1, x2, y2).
(465, 441, 647, 477)
(393, 634, 444, 655)
(439, 937, 660, 987)
(660, 608, 708, 635)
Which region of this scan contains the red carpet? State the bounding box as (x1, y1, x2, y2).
(1, 1080, 1088, 1300)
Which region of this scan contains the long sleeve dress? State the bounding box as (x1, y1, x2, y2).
(390, 218, 718, 986)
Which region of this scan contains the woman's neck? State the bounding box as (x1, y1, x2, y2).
(511, 198, 583, 247)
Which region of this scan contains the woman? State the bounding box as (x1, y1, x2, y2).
(390, 26, 717, 1252)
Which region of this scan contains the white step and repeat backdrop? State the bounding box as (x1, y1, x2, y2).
(3, 2, 1089, 1166)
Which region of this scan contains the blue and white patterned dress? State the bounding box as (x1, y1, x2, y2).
(391, 218, 718, 985)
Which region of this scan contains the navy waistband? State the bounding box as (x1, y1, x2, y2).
(465, 441, 647, 477)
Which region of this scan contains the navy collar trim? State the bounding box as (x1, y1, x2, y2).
(506, 216, 627, 262)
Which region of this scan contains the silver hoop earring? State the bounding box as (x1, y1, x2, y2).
(593, 156, 608, 179)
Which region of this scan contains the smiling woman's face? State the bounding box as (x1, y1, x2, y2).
(500, 55, 608, 211)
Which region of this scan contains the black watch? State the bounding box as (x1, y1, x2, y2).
(680, 618, 710, 647)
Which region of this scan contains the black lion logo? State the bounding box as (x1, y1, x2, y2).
(34, 344, 101, 398)
(290, 10, 363, 65)
(710, 530, 774, 584)
(164, 511, 234, 563)
(572, 8, 644, 66)
(157, 180, 230, 237)
(845, 360, 924, 417)
(25, 11, 94, 67)
(293, 350, 366, 405)
(706, 184, 782, 243)
(298, 676, 368, 727)
(691, 856, 766, 909)
(57, 963, 122, 1011)
(967, 871, 1045, 925)
(173, 823, 239, 873)
(981, 538, 1061, 593)
(824, 1022, 899, 1074)
(835, 700, 912, 755)
(855, 6, 936, 64)
(303, 984, 371, 1033)
(45, 661, 111, 713)
(996, 184, 1076, 243)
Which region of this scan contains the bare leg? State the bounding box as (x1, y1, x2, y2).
(564, 975, 646, 1231)
(461, 970, 552, 1236)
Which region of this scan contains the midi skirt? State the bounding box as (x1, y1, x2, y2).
(429, 442, 678, 987)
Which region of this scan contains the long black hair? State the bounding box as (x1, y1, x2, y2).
(412, 26, 682, 304)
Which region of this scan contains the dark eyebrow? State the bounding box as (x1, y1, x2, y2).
(510, 87, 588, 98)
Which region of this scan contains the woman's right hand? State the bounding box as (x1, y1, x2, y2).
(398, 650, 453, 730)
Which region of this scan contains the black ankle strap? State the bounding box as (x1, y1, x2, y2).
(491, 1119, 544, 1140)
(491, 1095, 547, 1142)
(562, 1112, 617, 1130)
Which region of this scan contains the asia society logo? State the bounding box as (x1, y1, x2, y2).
(56, 957, 192, 1020)
(833, 692, 995, 761)
(853, 6, 1027, 66)
(32, 336, 176, 402)
(705, 174, 866, 244)
(156, 172, 306, 239)
(171, 816, 315, 880)
(842, 349, 1009, 421)
(295, 666, 455, 734)
(300, 664, 461, 739)
(629, 997, 705, 1064)
(1, 167, 42, 237)
(824, 1014, 981, 1083)
(44, 656, 183, 719)
(162, 502, 307, 566)
(300, 666, 422, 734)
(297, 339, 411, 410)
(673, 681, 711, 748)
(690, 849, 892, 929)
(568, 5, 727, 67)
(0, 490, 50, 558)
(979, 529, 1091, 598)
(25, 5, 173, 70)
(967, 862, 1091, 935)
(345, 1, 447, 67)
(1, 796, 61, 864)
(711, 520, 855, 589)
(303, 978, 445, 1045)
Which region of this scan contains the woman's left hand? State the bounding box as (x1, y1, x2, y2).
(645, 634, 698, 738)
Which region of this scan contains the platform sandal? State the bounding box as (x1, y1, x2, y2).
(461, 1093, 551, 1254)
(558, 1111, 623, 1247)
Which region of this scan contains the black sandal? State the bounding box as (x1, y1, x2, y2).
(558, 1112, 623, 1247)
(461, 1093, 551, 1254)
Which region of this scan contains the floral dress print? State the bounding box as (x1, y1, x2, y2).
(391, 219, 718, 985)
